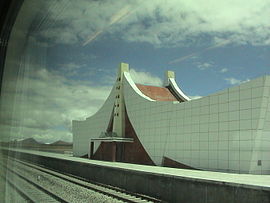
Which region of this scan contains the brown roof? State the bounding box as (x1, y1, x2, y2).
(136, 84, 178, 101)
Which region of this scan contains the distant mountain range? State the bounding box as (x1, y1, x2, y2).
(49, 140, 72, 146)
(0, 138, 72, 147)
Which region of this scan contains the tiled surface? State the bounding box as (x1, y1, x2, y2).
(124, 74, 270, 174)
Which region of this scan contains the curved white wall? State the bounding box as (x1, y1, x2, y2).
(72, 83, 117, 156)
(124, 72, 270, 174)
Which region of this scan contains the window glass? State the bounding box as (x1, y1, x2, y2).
(0, 0, 270, 201)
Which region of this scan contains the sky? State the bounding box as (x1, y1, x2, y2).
(1, 0, 270, 143)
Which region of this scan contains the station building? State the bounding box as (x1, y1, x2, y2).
(72, 63, 270, 174)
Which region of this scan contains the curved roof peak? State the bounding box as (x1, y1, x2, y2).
(118, 62, 190, 102)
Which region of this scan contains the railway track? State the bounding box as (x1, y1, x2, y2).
(1, 156, 163, 203)
(0, 163, 67, 202)
(1, 175, 31, 203)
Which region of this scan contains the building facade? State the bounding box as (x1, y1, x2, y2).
(73, 63, 270, 174)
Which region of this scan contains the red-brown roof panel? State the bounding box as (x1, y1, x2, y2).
(136, 84, 178, 101)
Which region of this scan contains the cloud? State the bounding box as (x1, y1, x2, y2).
(225, 77, 250, 85)
(82, 5, 134, 46)
(60, 62, 82, 71)
(0, 67, 111, 143)
(129, 68, 163, 86)
(57, 62, 85, 76)
(115, 0, 270, 47)
(220, 68, 228, 73)
(24, 0, 141, 46)
(22, 0, 270, 47)
(196, 62, 214, 70)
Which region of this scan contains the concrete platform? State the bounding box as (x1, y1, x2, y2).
(1, 147, 270, 203)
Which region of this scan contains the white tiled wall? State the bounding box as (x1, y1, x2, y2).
(124, 73, 270, 174)
(250, 77, 270, 174)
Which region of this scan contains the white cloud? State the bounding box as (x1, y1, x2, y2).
(197, 62, 213, 70)
(60, 62, 82, 71)
(225, 77, 250, 85)
(21, 0, 270, 47)
(115, 0, 270, 47)
(130, 68, 163, 86)
(0, 67, 111, 143)
(220, 68, 228, 73)
(57, 62, 85, 76)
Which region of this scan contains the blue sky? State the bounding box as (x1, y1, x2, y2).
(41, 0, 270, 96)
(46, 33, 270, 96)
(1, 0, 270, 143)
